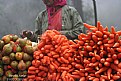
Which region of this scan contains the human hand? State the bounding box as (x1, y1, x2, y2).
(20, 30, 33, 38)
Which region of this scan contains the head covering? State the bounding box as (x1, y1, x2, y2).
(45, 0, 67, 17)
(43, 0, 67, 30)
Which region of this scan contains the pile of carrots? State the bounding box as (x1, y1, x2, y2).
(75, 21, 121, 81)
(23, 30, 80, 81)
(23, 21, 121, 81)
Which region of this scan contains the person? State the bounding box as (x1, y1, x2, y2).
(20, 0, 84, 42)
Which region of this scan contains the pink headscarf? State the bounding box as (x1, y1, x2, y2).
(46, 0, 67, 16)
(43, 0, 67, 30)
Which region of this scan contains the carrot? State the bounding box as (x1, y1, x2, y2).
(28, 75, 35, 79)
(52, 73, 56, 81)
(114, 34, 119, 42)
(39, 66, 48, 72)
(116, 47, 121, 52)
(28, 66, 38, 71)
(60, 57, 69, 64)
(114, 59, 119, 65)
(103, 35, 108, 39)
(83, 23, 96, 29)
(75, 64, 84, 69)
(113, 42, 120, 47)
(91, 57, 97, 63)
(97, 21, 103, 32)
(112, 75, 120, 80)
(103, 26, 108, 31)
(112, 54, 117, 60)
(85, 67, 93, 71)
(108, 39, 114, 44)
(95, 67, 108, 74)
(38, 41, 45, 49)
(118, 62, 121, 68)
(96, 31, 103, 37)
(111, 26, 116, 34)
(56, 73, 61, 81)
(111, 64, 121, 73)
(97, 41, 103, 45)
(116, 31, 121, 35)
(100, 77, 105, 81)
(92, 35, 98, 42)
(93, 78, 99, 81)
(118, 53, 121, 59)
(36, 77, 43, 81)
(59, 67, 69, 71)
(109, 34, 114, 38)
(103, 31, 110, 36)
(95, 54, 101, 61)
(106, 58, 113, 62)
(50, 64, 55, 71)
(90, 28, 98, 32)
(79, 77, 85, 81)
(100, 58, 105, 63)
(103, 38, 108, 43)
(107, 68, 112, 80)
(104, 61, 110, 67)
(38, 71, 45, 77)
(71, 74, 80, 79)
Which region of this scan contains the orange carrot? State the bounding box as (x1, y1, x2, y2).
(104, 61, 110, 67)
(95, 67, 108, 74)
(28, 66, 38, 71)
(116, 47, 121, 52)
(83, 23, 96, 29)
(103, 31, 110, 36)
(28, 70, 36, 75)
(116, 31, 121, 35)
(96, 31, 103, 37)
(92, 35, 98, 42)
(113, 42, 120, 47)
(114, 34, 119, 42)
(93, 78, 99, 81)
(75, 64, 84, 69)
(106, 58, 113, 62)
(112, 75, 120, 80)
(111, 26, 116, 34)
(97, 41, 103, 45)
(118, 62, 121, 68)
(117, 53, 121, 59)
(50, 64, 55, 71)
(111, 64, 121, 73)
(79, 77, 85, 81)
(107, 68, 112, 80)
(28, 75, 35, 79)
(114, 59, 119, 65)
(60, 57, 69, 64)
(108, 39, 114, 44)
(109, 34, 114, 38)
(39, 66, 48, 72)
(56, 73, 61, 81)
(112, 54, 117, 60)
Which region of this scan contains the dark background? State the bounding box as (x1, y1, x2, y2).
(0, 0, 121, 38)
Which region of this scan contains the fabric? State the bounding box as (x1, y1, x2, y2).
(31, 5, 84, 42)
(47, 8, 62, 30)
(43, 0, 67, 30)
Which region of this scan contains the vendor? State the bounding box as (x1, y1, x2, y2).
(21, 0, 84, 42)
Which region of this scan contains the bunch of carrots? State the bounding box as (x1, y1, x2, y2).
(23, 30, 81, 81)
(75, 21, 121, 81)
(23, 21, 121, 81)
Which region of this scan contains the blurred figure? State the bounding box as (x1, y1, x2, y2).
(21, 0, 84, 42)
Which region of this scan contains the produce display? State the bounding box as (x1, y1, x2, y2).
(1, 21, 121, 81)
(0, 34, 37, 81)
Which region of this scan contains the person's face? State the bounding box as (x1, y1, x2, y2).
(42, 0, 54, 6)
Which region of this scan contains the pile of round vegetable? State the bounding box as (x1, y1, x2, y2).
(24, 21, 121, 81)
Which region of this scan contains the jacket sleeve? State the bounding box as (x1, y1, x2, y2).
(60, 7, 84, 40)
